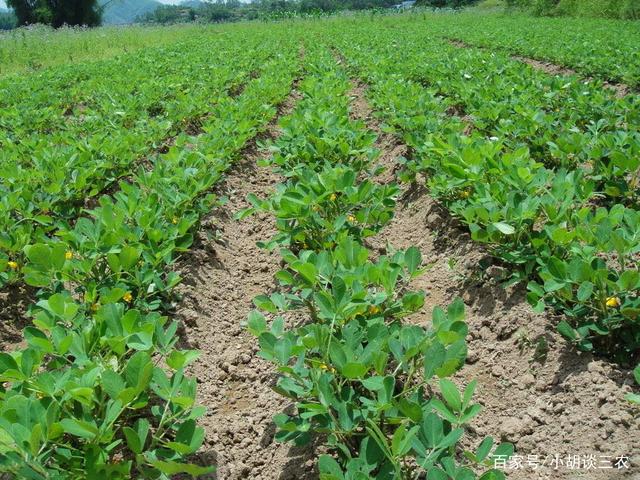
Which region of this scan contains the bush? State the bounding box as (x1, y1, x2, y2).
(504, 0, 640, 18)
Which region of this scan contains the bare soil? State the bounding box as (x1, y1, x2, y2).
(0, 284, 33, 352)
(173, 86, 323, 479)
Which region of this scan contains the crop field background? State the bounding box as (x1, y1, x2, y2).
(0, 10, 638, 480)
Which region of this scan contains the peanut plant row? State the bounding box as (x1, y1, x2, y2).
(0, 32, 272, 288)
(0, 35, 300, 478)
(330, 20, 639, 379)
(240, 43, 513, 480)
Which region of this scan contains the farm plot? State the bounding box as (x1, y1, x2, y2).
(0, 13, 638, 480)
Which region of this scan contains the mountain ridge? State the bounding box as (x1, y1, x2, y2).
(102, 0, 163, 24)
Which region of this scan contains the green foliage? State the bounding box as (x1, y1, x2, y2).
(0, 36, 272, 287)
(0, 10, 16, 29)
(245, 164, 400, 250)
(0, 297, 210, 478)
(2, 11, 639, 477)
(138, 0, 397, 25)
(0, 29, 301, 477)
(503, 0, 640, 18)
(423, 12, 640, 86)
(417, 0, 479, 8)
(243, 44, 509, 480)
(0, 24, 210, 77)
(335, 20, 640, 363)
(7, 0, 102, 27)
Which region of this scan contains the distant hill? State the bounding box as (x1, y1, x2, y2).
(102, 0, 163, 24)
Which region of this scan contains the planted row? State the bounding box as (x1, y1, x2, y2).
(242, 44, 511, 479)
(0, 33, 274, 289)
(423, 13, 640, 87)
(335, 38, 640, 366)
(0, 40, 301, 479)
(332, 20, 640, 210)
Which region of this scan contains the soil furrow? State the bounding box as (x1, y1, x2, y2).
(345, 80, 639, 480)
(0, 284, 34, 352)
(173, 85, 320, 480)
(347, 79, 407, 185)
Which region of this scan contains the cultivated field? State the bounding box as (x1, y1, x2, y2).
(0, 12, 638, 480)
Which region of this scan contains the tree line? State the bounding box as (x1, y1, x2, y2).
(138, 0, 478, 24)
(7, 0, 104, 27)
(2, 0, 476, 28)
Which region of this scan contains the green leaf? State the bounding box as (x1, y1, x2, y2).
(476, 436, 494, 461)
(60, 419, 98, 440)
(462, 379, 477, 409)
(447, 298, 465, 323)
(492, 222, 515, 235)
(124, 351, 153, 392)
(247, 311, 267, 336)
(119, 246, 141, 270)
(166, 350, 200, 370)
(361, 376, 385, 391)
(405, 246, 422, 275)
(576, 282, 594, 302)
(253, 294, 277, 313)
(439, 378, 462, 412)
(391, 424, 406, 456)
(296, 262, 317, 285)
(557, 321, 577, 341)
(101, 369, 125, 399)
(342, 362, 368, 379)
(318, 455, 344, 479)
(0, 353, 19, 373)
(24, 244, 52, 268)
(123, 427, 142, 454)
(398, 398, 423, 422)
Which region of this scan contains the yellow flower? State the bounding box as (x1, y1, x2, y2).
(172, 217, 178, 224)
(7, 261, 18, 270)
(368, 305, 380, 315)
(329, 193, 337, 201)
(347, 215, 356, 223)
(123, 292, 133, 303)
(605, 296, 621, 308)
(91, 302, 100, 312)
(318, 362, 335, 373)
(460, 190, 471, 199)
(65, 251, 73, 260)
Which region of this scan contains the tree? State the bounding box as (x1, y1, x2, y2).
(0, 10, 17, 29)
(7, 0, 103, 27)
